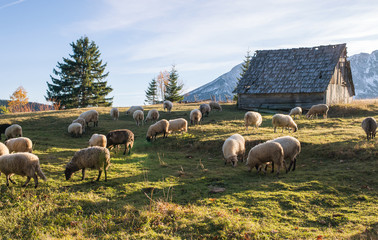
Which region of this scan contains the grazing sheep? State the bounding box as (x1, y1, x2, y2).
(222, 134, 245, 167)
(65, 146, 110, 182)
(0, 153, 46, 188)
(110, 108, 119, 120)
(0, 124, 11, 140)
(244, 111, 262, 131)
(272, 114, 298, 133)
(79, 109, 99, 127)
(306, 104, 329, 119)
(209, 101, 222, 111)
(133, 110, 144, 126)
(72, 118, 86, 133)
(145, 109, 160, 123)
(268, 136, 301, 172)
(199, 103, 211, 117)
(4, 137, 33, 153)
(68, 123, 82, 137)
(126, 106, 144, 115)
(0, 142, 9, 156)
(289, 107, 302, 119)
(168, 118, 188, 134)
(106, 129, 134, 155)
(190, 109, 202, 125)
(163, 100, 173, 113)
(146, 119, 169, 142)
(246, 141, 286, 175)
(361, 117, 377, 141)
(89, 134, 107, 148)
(4, 124, 22, 140)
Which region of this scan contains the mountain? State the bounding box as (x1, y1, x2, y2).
(0, 100, 53, 113)
(183, 64, 242, 102)
(349, 50, 378, 99)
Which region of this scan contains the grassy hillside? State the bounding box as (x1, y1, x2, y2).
(0, 100, 377, 239)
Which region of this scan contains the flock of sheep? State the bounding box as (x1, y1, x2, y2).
(0, 101, 376, 188)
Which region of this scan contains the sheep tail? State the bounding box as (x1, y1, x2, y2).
(36, 165, 47, 181)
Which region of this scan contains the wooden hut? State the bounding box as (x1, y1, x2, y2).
(234, 44, 355, 110)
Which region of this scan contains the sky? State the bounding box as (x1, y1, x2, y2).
(1, 0, 378, 107)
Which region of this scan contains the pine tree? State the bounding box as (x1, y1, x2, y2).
(45, 36, 113, 109)
(165, 65, 184, 102)
(233, 50, 252, 101)
(145, 78, 158, 104)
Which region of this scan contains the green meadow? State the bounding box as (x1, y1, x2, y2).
(0, 100, 377, 239)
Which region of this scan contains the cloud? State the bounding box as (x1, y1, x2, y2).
(0, 0, 25, 10)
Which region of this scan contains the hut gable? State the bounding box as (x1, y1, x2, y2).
(235, 44, 349, 95)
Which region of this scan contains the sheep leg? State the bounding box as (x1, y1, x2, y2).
(287, 161, 293, 172)
(82, 168, 86, 180)
(274, 127, 277, 133)
(33, 173, 39, 188)
(104, 168, 107, 182)
(271, 162, 275, 173)
(292, 158, 297, 171)
(6, 175, 10, 187)
(123, 143, 127, 155)
(22, 176, 31, 187)
(96, 170, 102, 181)
(8, 176, 16, 184)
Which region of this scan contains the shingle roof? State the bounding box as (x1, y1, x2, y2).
(234, 44, 347, 94)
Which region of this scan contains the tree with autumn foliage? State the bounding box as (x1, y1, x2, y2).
(8, 86, 29, 112)
(156, 70, 170, 101)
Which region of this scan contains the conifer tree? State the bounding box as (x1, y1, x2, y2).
(45, 36, 113, 109)
(165, 65, 184, 102)
(237, 50, 252, 83)
(145, 78, 158, 104)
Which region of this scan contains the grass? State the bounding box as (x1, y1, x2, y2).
(0, 100, 377, 239)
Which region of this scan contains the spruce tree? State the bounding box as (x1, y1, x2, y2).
(165, 65, 184, 102)
(45, 36, 113, 109)
(145, 78, 158, 104)
(233, 50, 252, 101)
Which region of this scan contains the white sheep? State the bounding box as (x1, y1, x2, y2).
(0, 142, 9, 156)
(244, 111, 262, 130)
(306, 104, 329, 119)
(272, 114, 298, 133)
(209, 101, 222, 111)
(145, 109, 160, 123)
(79, 109, 99, 127)
(68, 123, 83, 137)
(190, 109, 202, 125)
(168, 118, 188, 134)
(0, 152, 47, 188)
(4, 137, 33, 153)
(64, 146, 110, 182)
(222, 134, 245, 167)
(199, 103, 211, 117)
(163, 100, 173, 113)
(246, 141, 286, 175)
(72, 118, 86, 133)
(133, 110, 144, 126)
(146, 119, 169, 142)
(126, 106, 144, 115)
(89, 134, 107, 148)
(268, 136, 301, 172)
(4, 124, 22, 140)
(110, 108, 119, 120)
(361, 117, 377, 141)
(289, 107, 302, 119)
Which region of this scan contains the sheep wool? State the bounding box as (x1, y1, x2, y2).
(0, 152, 46, 188)
(168, 118, 188, 134)
(145, 109, 160, 123)
(244, 111, 262, 130)
(110, 108, 119, 120)
(190, 109, 202, 125)
(5, 137, 33, 153)
(269, 136, 301, 172)
(126, 106, 144, 115)
(163, 100, 173, 113)
(306, 104, 329, 119)
(146, 119, 169, 142)
(361, 117, 377, 141)
(0, 142, 9, 156)
(65, 146, 110, 182)
(68, 123, 83, 137)
(246, 141, 286, 175)
(199, 103, 211, 117)
(289, 107, 302, 119)
(222, 134, 245, 167)
(4, 124, 22, 140)
(106, 129, 134, 155)
(89, 134, 107, 148)
(272, 114, 298, 133)
(79, 109, 99, 127)
(133, 110, 144, 126)
(72, 118, 86, 133)
(209, 101, 222, 111)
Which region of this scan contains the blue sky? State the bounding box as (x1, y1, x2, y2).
(1, 0, 377, 107)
